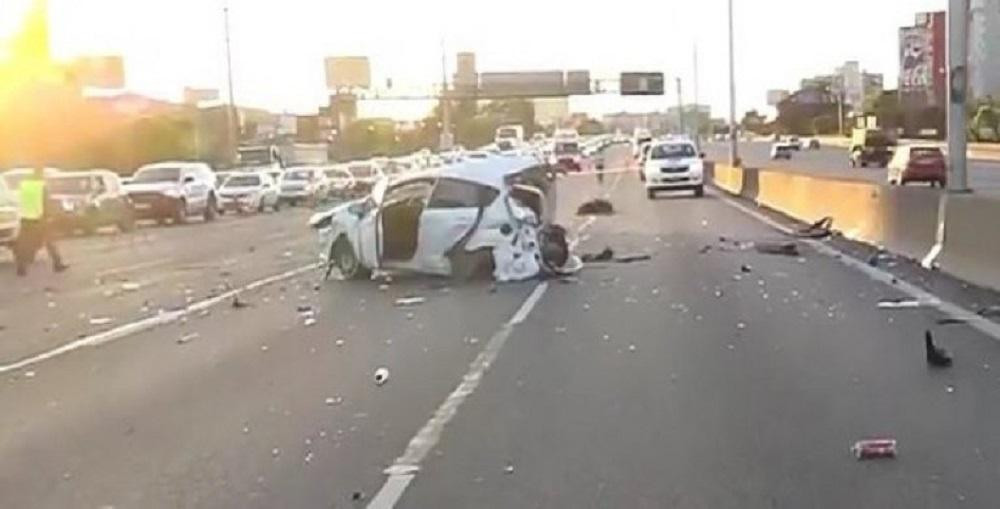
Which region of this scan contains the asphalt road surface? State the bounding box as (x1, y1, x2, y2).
(3, 154, 1000, 507)
(704, 141, 1000, 191)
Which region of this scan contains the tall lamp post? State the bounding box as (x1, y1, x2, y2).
(947, 0, 970, 192)
(727, 0, 739, 166)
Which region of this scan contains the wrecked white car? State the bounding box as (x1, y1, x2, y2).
(309, 155, 577, 282)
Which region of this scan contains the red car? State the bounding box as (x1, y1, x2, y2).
(551, 141, 583, 172)
(887, 145, 947, 187)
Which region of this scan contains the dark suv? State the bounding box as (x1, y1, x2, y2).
(849, 128, 894, 168)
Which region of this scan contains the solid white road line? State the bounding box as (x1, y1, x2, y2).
(711, 189, 1000, 341)
(0, 262, 321, 375)
(367, 164, 624, 509)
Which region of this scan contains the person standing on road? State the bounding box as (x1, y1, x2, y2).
(14, 167, 68, 277)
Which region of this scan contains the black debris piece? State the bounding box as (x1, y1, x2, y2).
(614, 254, 652, 264)
(351, 491, 366, 501)
(796, 216, 834, 239)
(925, 330, 953, 368)
(977, 305, 1000, 318)
(231, 294, 250, 309)
(539, 224, 571, 271)
(936, 317, 968, 326)
(698, 245, 713, 255)
(754, 242, 800, 257)
(576, 199, 615, 216)
(581, 247, 615, 263)
(740, 264, 753, 273)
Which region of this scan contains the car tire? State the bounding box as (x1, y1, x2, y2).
(172, 200, 187, 225)
(646, 189, 655, 200)
(203, 196, 217, 222)
(693, 186, 704, 198)
(328, 238, 369, 281)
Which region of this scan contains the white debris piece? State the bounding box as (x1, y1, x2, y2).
(177, 333, 199, 344)
(89, 317, 113, 326)
(394, 296, 426, 307)
(121, 282, 141, 292)
(374, 367, 390, 386)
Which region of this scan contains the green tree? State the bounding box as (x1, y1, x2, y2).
(972, 104, 999, 141)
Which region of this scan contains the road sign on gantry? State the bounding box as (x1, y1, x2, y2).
(620, 72, 664, 95)
(325, 57, 371, 90)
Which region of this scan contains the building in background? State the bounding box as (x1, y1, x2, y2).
(898, 11, 946, 135)
(971, 0, 1000, 100)
(799, 63, 883, 111)
(453, 52, 477, 97)
(602, 112, 671, 134)
(183, 87, 220, 106)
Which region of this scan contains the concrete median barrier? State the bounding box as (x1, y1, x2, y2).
(712, 164, 939, 262)
(938, 194, 1000, 290)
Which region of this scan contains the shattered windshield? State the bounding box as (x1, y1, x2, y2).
(7, 2, 1000, 508)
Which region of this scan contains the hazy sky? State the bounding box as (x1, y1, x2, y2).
(3, 0, 947, 119)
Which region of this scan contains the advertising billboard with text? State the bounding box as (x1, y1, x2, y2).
(324, 57, 371, 90)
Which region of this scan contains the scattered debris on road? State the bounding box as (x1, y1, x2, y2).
(946, 384, 956, 394)
(576, 199, 614, 216)
(89, 317, 113, 326)
(614, 253, 652, 263)
(740, 264, 753, 273)
(581, 247, 614, 263)
(120, 281, 142, 292)
(394, 296, 426, 307)
(877, 298, 932, 309)
(325, 396, 344, 406)
(231, 294, 250, 309)
(795, 216, 833, 239)
(177, 332, 199, 345)
(754, 241, 801, 257)
(504, 462, 515, 474)
(852, 439, 897, 460)
(925, 330, 953, 368)
(977, 305, 1000, 318)
(374, 367, 390, 386)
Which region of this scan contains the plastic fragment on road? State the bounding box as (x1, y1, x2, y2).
(581, 247, 614, 263)
(946, 385, 955, 393)
(89, 317, 113, 326)
(303, 317, 317, 327)
(395, 296, 426, 307)
(23, 370, 36, 379)
(374, 367, 389, 386)
(852, 439, 897, 460)
(325, 396, 343, 406)
(351, 491, 365, 501)
(177, 332, 199, 344)
(334, 338, 345, 347)
(877, 298, 935, 309)
(231, 294, 250, 309)
(504, 463, 515, 474)
(754, 242, 800, 257)
(614, 253, 652, 263)
(925, 330, 953, 368)
(120, 282, 141, 292)
(796, 216, 833, 239)
(576, 199, 615, 216)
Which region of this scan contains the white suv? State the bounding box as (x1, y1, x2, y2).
(125, 162, 219, 224)
(642, 140, 705, 198)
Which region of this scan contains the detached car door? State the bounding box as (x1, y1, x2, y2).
(413, 178, 499, 275)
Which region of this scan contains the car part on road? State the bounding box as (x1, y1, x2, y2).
(754, 241, 800, 257)
(395, 296, 426, 307)
(576, 198, 615, 216)
(374, 367, 390, 386)
(925, 330, 953, 368)
(613, 253, 652, 263)
(581, 247, 615, 263)
(795, 216, 834, 239)
(852, 439, 897, 460)
(176, 332, 198, 344)
(877, 298, 926, 309)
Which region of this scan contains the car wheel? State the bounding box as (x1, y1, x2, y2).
(693, 185, 704, 198)
(328, 238, 369, 280)
(646, 189, 655, 200)
(203, 196, 217, 221)
(172, 200, 187, 225)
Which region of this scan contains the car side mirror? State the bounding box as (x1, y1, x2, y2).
(183, 176, 195, 184)
(699, 152, 706, 159)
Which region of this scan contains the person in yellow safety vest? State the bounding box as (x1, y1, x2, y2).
(14, 167, 68, 277)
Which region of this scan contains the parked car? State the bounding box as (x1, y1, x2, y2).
(770, 142, 794, 160)
(887, 145, 947, 187)
(849, 128, 894, 168)
(214, 171, 235, 188)
(642, 140, 705, 198)
(217, 172, 281, 213)
(787, 136, 802, 150)
(279, 167, 330, 206)
(48, 170, 135, 234)
(309, 155, 571, 282)
(0, 178, 19, 250)
(2, 167, 62, 195)
(346, 161, 386, 195)
(323, 166, 356, 199)
(125, 162, 218, 224)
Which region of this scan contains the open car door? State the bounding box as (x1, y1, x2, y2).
(376, 178, 435, 267)
(412, 178, 499, 275)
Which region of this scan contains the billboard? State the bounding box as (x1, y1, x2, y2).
(183, 87, 220, 105)
(566, 70, 591, 95)
(324, 56, 371, 90)
(620, 72, 664, 95)
(69, 56, 125, 89)
(766, 89, 790, 106)
(479, 71, 565, 97)
(899, 26, 933, 93)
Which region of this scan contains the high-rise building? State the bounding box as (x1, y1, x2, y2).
(971, 0, 1000, 100)
(454, 52, 477, 96)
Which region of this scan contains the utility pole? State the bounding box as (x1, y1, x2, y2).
(947, 0, 970, 192)
(224, 4, 237, 165)
(676, 77, 685, 136)
(727, 0, 739, 165)
(693, 43, 701, 149)
(439, 40, 453, 151)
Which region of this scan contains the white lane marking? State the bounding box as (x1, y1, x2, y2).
(712, 189, 1000, 341)
(368, 174, 622, 508)
(0, 263, 321, 375)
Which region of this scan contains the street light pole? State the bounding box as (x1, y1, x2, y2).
(693, 43, 701, 150)
(223, 4, 237, 165)
(439, 40, 453, 151)
(947, 0, 970, 192)
(676, 77, 685, 136)
(727, 0, 739, 165)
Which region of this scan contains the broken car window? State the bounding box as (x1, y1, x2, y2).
(427, 179, 497, 209)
